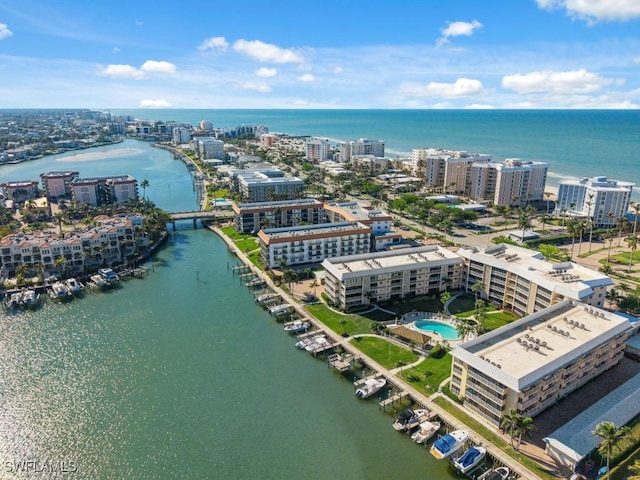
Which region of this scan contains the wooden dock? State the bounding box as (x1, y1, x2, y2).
(353, 374, 384, 387)
(379, 391, 410, 409)
(327, 353, 355, 372)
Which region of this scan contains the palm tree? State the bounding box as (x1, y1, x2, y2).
(627, 459, 640, 480)
(631, 202, 640, 237)
(515, 416, 535, 450)
(471, 281, 485, 301)
(474, 300, 489, 334)
(606, 288, 619, 309)
(540, 214, 552, 234)
(53, 212, 65, 236)
(605, 231, 615, 263)
(309, 279, 319, 298)
(544, 191, 553, 214)
(626, 234, 638, 272)
(501, 408, 521, 447)
(592, 421, 630, 480)
(140, 179, 150, 200)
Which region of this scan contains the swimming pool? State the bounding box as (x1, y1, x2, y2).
(414, 320, 460, 340)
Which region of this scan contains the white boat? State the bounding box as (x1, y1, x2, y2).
(20, 289, 40, 307)
(4, 291, 23, 308)
(98, 268, 119, 283)
(295, 334, 325, 349)
(392, 408, 431, 431)
(305, 335, 330, 352)
(65, 278, 84, 294)
(269, 303, 292, 315)
(50, 281, 72, 300)
(478, 466, 510, 480)
(283, 320, 311, 334)
(255, 292, 278, 304)
(453, 445, 486, 473)
(355, 377, 387, 399)
(90, 274, 110, 288)
(430, 430, 469, 459)
(411, 420, 442, 444)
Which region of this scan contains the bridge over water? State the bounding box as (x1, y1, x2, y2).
(168, 210, 234, 230)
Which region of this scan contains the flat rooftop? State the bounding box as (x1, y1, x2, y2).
(452, 301, 632, 391)
(259, 221, 370, 243)
(323, 245, 461, 280)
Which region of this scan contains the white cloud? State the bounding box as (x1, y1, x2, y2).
(240, 81, 272, 93)
(139, 99, 172, 108)
(436, 20, 482, 47)
(233, 39, 304, 63)
(97, 64, 145, 80)
(255, 67, 277, 78)
(536, 0, 640, 23)
(140, 60, 176, 74)
(293, 99, 309, 106)
(634, 57, 640, 64)
(331, 65, 343, 74)
(502, 69, 614, 94)
(198, 36, 229, 51)
(112, 47, 120, 53)
(135, 20, 144, 26)
(464, 104, 495, 109)
(298, 73, 315, 83)
(403, 78, 486, 98)
(0, 23, 13, 39)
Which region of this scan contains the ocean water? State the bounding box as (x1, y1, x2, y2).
(112, 109, 640, 194)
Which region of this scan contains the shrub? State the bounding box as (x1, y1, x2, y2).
(429, 344, 445, 359)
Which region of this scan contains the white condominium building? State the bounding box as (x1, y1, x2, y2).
(450, 300, 632, 425)
(236, 173, 305, 203)
(172, 127, 191, 145)
(258, 222, 371, 269)
(458, 244, 613, 316)
(71, 175, 138, 206)
(192, 137, 224, 160)
(554, 176, 634, 227)
(339, 138, 385, 162)
(305, 138, 331, 162)
(322, 246, 463, 311)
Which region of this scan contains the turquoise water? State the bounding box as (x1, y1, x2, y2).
(0, 230, 454, 479)
(414, 320, 460, 341)
(112, 109, 640, 195)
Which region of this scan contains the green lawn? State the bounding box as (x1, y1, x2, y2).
(383, 295, 444, 315)
(448, 294, 476, 315)
(349, 336, 419, 370)
(484, 311, 519, 330)
(221, 226, 253, 241)
(235, 237, 258, 253)
(432, 397, 557, 480)
(305, 304, 375, 335)
(399, 353, 452, 396)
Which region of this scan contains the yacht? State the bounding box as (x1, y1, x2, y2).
(478, 466, 510, 480)
(4, 291, 23, 308)
(305, 335, 330, 353)
(49, 281, 72, 300)
(255, 292, 279, 304)
(430, 430, 469, 460)
(453, 445, 486, 473)
(355, 377, 387, 399)
(65, 278, 84, 294)
(20, 288, 40, 308)
(90, 274, 110, 288)
(98, 268, 119, 283)
(411, 420, 442, 444)
(283, 320, 311, 334)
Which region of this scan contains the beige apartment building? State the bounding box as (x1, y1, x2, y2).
(450, 300, 632, 425)
(458, 244, 613, 316)
(258, 222, 371, 269)
(232, 198, 324, 234)
(322, 246, 463, 311)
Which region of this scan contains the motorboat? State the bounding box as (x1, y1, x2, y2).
(283, 320, 311, 334)
(4, 291, 23, 308)
(430, 430, 469, 459)
(305, 335, 330, 352)
(255, 292, 279, 304)
(392, 408, 431, 431)
(295, 334, 325, 349)
(269, 303, 292, 316)
(355, 377, 387, 399)
(20, 288, 40, 308)
(90, 274, 110, 288)
(98, 268, 119, 283)
(411, 420, 442, 444)
(478, 466, 510, 480)
(65, 278, 84, 294)
(49, 281, 72, 300)
(453, 445, 486, 473)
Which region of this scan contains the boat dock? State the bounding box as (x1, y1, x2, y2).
(379, 391, 410, 409)
(327, 353, 355, 372)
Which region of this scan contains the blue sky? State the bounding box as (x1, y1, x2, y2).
(0, 0, 639, 109)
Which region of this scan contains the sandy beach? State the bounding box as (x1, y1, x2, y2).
(57, 147, 145, 163)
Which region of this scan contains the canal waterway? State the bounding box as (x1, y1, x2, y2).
(0, 142, 458, 478)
